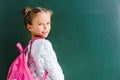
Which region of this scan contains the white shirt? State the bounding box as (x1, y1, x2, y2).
(26, 38, 64, 80)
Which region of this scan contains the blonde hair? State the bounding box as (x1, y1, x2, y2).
(22, 7, 53, 28)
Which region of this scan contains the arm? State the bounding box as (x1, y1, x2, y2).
(31, 39, 64, 80)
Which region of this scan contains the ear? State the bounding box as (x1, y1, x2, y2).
(27, 24, 32, 32)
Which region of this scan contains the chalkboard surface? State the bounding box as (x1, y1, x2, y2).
(1, 0, 120, 80)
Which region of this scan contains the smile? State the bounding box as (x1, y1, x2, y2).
(42, 31, 48, 34)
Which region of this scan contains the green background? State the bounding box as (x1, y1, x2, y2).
(1, 0, 120, 80)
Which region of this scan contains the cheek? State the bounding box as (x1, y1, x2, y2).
(36, 26, 42, 31)
(32, 27, 41, 33)
(48, 26, 51, 30)
(37, 28, 42, 32)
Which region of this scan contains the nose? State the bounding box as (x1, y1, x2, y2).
(43, 24, 48, 30)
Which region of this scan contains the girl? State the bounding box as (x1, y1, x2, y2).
(22, 7, 64, 80)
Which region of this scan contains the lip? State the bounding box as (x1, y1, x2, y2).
(42, 31, 48, 34)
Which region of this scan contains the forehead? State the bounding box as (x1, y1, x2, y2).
(32, 12, 51, 22)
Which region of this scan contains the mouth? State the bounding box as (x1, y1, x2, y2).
(42, 31, 48, 34)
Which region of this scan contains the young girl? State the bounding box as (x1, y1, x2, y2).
(22, 7, 64, 80)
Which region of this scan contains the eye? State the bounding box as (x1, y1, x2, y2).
(47, 22, 51, 25)
(38, 23, 42, 25)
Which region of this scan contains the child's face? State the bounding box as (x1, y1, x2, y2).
(27, 12, 51, 38)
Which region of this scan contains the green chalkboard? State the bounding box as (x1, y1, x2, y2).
(1, 0, 120, 80)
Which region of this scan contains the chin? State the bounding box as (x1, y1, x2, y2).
(43, 35, 48, 38)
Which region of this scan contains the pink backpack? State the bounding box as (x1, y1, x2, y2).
(7, 38, 48, 80)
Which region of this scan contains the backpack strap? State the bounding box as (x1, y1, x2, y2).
(16, 43, 24, 54)
(23, 37, 48, 80)
(24, 37, 40, 52)
(42, 70, 48, 80)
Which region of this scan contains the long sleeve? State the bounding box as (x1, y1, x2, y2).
(26, 39, 64, 80)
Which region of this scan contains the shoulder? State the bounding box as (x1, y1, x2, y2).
(32, 38, 52, 47)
